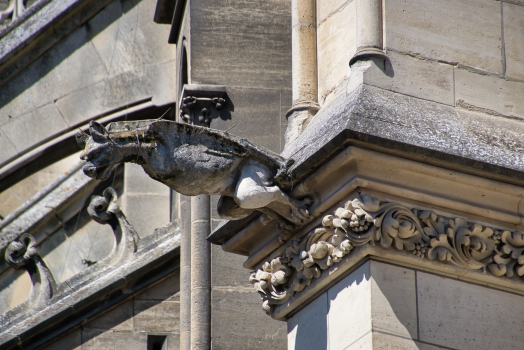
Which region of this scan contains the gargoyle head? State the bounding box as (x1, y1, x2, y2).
(76, 121, 117, 181)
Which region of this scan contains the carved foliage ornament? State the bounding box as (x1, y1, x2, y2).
(250, 194, 524, 315)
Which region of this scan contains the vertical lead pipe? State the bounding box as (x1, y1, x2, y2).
(190, 194, 211, 349)
(179, 194, 192, 350)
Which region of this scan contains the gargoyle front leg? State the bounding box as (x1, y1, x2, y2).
(234, 161, 311, 225)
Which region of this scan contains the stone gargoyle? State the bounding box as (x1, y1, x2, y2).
(76, 120, 311, 229)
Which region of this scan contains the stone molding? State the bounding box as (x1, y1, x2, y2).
(178, 84, 228, 127)
(251, 193, 524, 316)
(0, 186, 181, 349)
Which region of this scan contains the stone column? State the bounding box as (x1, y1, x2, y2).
(179, 194, 191, 350)
(349, 0, 388, 66)
(190, 194, 211, 349)
(285, 0, 320, 148)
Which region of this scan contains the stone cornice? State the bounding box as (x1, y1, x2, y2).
(251, 194, 524, 318)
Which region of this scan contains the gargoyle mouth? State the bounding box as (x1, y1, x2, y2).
(83, 163, 113, 181)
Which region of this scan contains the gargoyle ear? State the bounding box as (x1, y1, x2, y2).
(75, 130, 89, 149)
(89, 121, 109, 143)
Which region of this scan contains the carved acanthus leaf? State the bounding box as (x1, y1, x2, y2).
(251, 194, 524, 315)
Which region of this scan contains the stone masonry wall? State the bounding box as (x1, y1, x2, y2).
(40, 271, 181, 350)
(316, 0, 524, 123)
(0, 0, 177, 168)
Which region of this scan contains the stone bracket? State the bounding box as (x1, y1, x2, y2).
(179, 84, 228, 127)
(251, 193, 524, 318)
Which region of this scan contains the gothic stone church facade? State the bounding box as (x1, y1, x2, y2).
(0, 0, 524, 349)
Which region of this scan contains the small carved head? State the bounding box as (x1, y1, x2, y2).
(76, 121, 116, 181)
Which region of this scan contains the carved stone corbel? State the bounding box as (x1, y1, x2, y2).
(87, 187, 140, 264)
(5, 234, 57, 311)
(251, 194, 524, 315)
(179, 84, 228, 127)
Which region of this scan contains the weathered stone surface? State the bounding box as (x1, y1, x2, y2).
(0, 103, 69, 153)
(211, 244, 252, 287)
(55, 60, 176, 127)
(211, 289, 286, 350)
(370, 261, 417, 339)
(87, 0, 175, 78)
(281, 84, 524, 184)
(210, 87, 284, 153)
(346, 332, 448, 350)
(455, 67, 524, 119)
(327, 263, 371, 350)
(362, 52, 454, 106)
(133, 300, 180, 332)
(84, 300, 134, 331)
(386, 0, 502, 74)
(135, 271, 180, 302)
(40, 329, 82, 350)
(287, 293, 328, 350)
(316, 0, 355, 103)
(0, 0, 177, 169)
(114, 331, 147, 350)
(317, 0, 353, 24)
(81, 329, 115, 350)
(0, 130, 17, 165)
(190, 0, 291, 90)
(123, 193, 170, 238)
(503, 2, 524, 81)
(417, 272, 524, 349)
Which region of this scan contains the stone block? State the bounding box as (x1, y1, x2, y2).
(122, 193, 170, 238)
(135, 271, 180, 302)
(133, 300, 180, 333)
(386, 0, 502, 74)
(455, 67, 524, 119)
(124, 163, 169, 196)
(30, 28, 107, 109)
(0, 189, 23, 219)
(81, 329, 115, 350)
(317, 0, 353, 24)
(362, 51, 454, 106)
(40, 217, 115, 283)
(287, 293, 328, 350)
(317, 0, 355, 102)
(55, 59, 176, 127)
(370, 261, 417, 339)
(503, 2, 524, 81)
(212, 289, 286, 350)
(0, 104, 69, 155)
(41, 329, 81, 350)
(84, 300, 134, 331)
(209, 87, 282, 154)
(87, 0, 175, 78)
(417, 272, 524, 349)
(0, 129, 18, 166)
(211, 244, 253, 287)
(327, 262, 372, 350)
(114, 331, 147, 350)
(190, 0, 291, 89)
(346, 332, 448, 350)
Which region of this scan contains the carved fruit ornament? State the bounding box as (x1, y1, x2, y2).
(251, 194, 524, 315)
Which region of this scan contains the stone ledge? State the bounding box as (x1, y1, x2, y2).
(0, 224, 180, 349)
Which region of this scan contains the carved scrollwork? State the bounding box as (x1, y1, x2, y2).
(5, 234, 57, 311)
(87, 187, 139, 262)
(251, 194, 524, 315)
